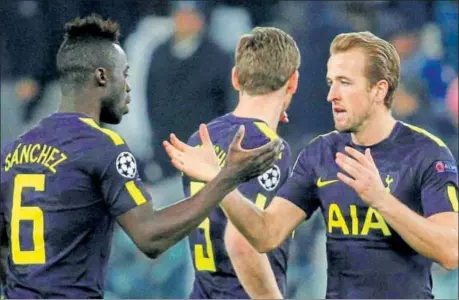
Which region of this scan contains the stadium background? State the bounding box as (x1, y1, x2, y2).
(1, 0, 458, 298)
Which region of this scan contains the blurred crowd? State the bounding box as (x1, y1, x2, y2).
(1, 0, 458, 298)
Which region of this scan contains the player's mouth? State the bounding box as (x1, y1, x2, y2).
(333, 107, 347, 120)
(123, 98, 131, 114)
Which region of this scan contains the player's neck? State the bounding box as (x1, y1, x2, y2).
(59, 93, 101, 124)
(233, 92, 284, 132)
(351, 111, 397, 146)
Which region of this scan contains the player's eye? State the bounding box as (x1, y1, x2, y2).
(340, 80, 349, 85)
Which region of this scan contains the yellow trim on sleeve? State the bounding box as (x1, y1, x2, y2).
(125, 180, 147, 206)
(447, 185, 458, 212)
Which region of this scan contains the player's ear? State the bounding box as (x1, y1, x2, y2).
(231, 67, 240, 91)
(95, 68, 108, 87)
(373, 79, 389, 105)
(286, 70, 299, 95)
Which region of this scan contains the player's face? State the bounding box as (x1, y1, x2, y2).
(326, 49, 376, 133)
(100, 44, 131, 124)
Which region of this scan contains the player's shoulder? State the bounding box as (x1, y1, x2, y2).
(189, 114, 289, 149)
(244, 120, 283, 146)
(77, 117, 127, 148)
(305, 130, 345, 152)
(398, 121, 454, 159)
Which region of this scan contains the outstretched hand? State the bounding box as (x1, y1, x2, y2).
(163, 124, 283, 184)
(163, 124, 220, 182)
(224, 125, 283, 183)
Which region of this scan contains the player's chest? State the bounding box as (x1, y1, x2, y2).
(315, 151, 419, 238)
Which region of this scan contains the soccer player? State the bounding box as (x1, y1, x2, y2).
(0, 15, 282, 298)
(165, 27, 300, 299)
(164, 31, 459, 298)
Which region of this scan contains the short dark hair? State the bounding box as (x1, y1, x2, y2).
(56, 14, 121, 89)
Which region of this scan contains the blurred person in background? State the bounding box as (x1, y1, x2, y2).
(1, 0, 49, 147)
(276, 1, 353, 157)
(145, 0, 233, 182)
(446, 77, 458, 129)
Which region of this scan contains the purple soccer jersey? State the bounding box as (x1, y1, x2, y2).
(0, 112, 151, 298)
(183, 113, 292, 299)
(277, 121, 459, 299)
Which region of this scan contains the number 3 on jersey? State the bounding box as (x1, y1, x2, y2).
(11, 174, 47, 264)
(190, 182, 216, 271)
(190, 181, 268, 272)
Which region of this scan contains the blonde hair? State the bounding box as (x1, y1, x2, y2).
(235, 27, 301, 95)
(330, 31, 400, 108)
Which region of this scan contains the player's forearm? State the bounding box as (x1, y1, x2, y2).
(229, 248, 283, 299)
(147, 170, 239, 257)
(220, 189, 276, 253)
(375, 194, 458, 270)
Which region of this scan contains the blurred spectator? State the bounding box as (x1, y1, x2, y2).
(434, 0, 458, 73)
(275, 1, 353, 157)
(145, 1, 233, 181)
(419, 23, 457, 110)
(1, 0, 49, 122)
(207, 3, 253, 54)
(107, 7, 174, 171)
(209, 0, 280, 26)
(446, 77, 458, 128)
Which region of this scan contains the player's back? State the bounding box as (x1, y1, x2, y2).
(183, 113, 292, 299)
(1, 112, 135, 298)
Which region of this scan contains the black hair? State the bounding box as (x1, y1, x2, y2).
(56, 14, 121, 90)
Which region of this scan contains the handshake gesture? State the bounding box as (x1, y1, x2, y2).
(163, 124, 283, 184)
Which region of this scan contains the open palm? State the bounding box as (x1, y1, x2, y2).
(163, 124, 282, 184)
(163, 124, 221, 182)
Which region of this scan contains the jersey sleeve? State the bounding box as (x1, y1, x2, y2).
(237, 139, 291, 207)
(419, 146, 458, 217)
(276, 146, 320, 219)
(94, 142, 152, 217)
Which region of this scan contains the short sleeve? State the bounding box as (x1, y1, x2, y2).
(238, 140, 291, 207)
(276, 148, 320, 219)
(96, 143, 152, 216)
(420, 147, 458, 217)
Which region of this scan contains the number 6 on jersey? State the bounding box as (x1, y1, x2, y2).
(12, 174, 47, 265)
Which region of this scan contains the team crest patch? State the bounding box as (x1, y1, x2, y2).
(116, 152, 137, 178)
(258, 164, 281, 191)
(435, 160, 458, 174)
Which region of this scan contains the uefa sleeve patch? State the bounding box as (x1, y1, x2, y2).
(435, 160, 458, 174)
(258, 164, 281, 191)
(116, 152, 138, 179)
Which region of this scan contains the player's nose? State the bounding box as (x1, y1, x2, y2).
(327, 84, 339, 103)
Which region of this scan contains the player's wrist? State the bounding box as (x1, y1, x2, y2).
(216, 167, 244, 188)
(370, 190, 394, 212)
